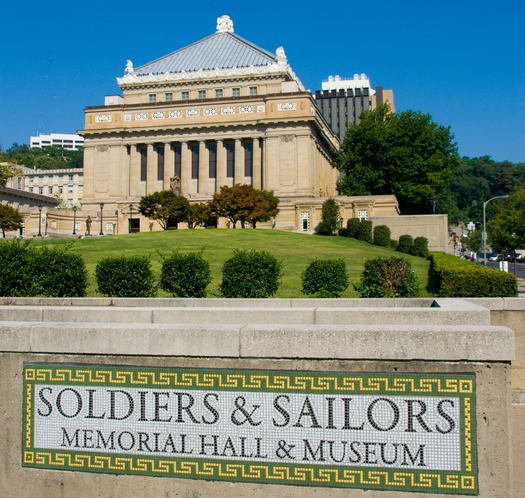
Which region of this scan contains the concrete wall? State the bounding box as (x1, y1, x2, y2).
(371, 214, 449, 253)
(0, 298, 518, 497)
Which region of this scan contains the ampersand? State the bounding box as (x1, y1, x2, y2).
(276, 440, 295, 459)
(230, 396, 261, 426)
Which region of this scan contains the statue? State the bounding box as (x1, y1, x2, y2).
(170, 175, 181, 194)
(216, 15, 234, 33)
(276, 46, 287, 64)
(125, 59, 134, 75)
(85, 215, 92, 236)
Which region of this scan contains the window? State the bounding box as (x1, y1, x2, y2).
(59, 187, 63, 194)
(191, 144, 199, 179)
(140, 147, 147, 182)
(174, 144, 182, 178)
(181, 91, 189, 101)
(226, 142, 235, 177)
(215, 89, 223, 98)
(48, 186, 53, 194)
(198, 90, 206, 99)
(249, 86, 257, 96)
(157, 146, 164, 181)
(300, 212, 310, 232)
(165, 92, 173, 102)
(244, 141, 253, 177)
(149, 94, 157, 103)
(28, 187, 33, 193)
(232, 87, 240, 97)
(208, 142, 217, 179)
(68, 174, 74, 181)
(358, 210, 368, 221)
(38, 187, 43, 194)
(68, 186, 74, 194)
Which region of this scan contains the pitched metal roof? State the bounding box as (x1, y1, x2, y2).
(134, 30, 277, 76)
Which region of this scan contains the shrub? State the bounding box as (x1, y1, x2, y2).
(29, 246, 88, 297)
(354, 257, 420, 298)
(346, 218, 361, 238)
(357, 220, 373, 243)
(315, 222, 333, 236)
(397, 234, 414, 254)
(160, 251, 211, 297)
(220, 250, 282, 298)
(0, 239, 34, 296)
(301, 259, 349, 298)
(411, 236, 429, 258)
(373, 225, 391, 247)
(428, 252, 517, 297)
(320, 197, 339, 234)
(95, 256, 157, 297)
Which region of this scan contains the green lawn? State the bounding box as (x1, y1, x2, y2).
(28, 229, 432, 298)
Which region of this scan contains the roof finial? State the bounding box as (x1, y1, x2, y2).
(217, 15, 234, 33)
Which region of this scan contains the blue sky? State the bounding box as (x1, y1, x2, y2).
(1, 0, 523, 163)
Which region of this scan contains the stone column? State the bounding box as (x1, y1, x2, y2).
(164, 142, 174, 190)
(252, 138, 262, 189)
(216, 139, 226, 192)
(198, 140, 208, 194)
(234, 138, 244, 185)
(129, 144, 140, 197)
(180, 141, 189, 195)
(146, 143, 156, 194)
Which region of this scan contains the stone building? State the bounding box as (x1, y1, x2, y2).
(80, 15, 399, 233)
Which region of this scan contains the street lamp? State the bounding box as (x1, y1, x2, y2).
(72, 206, 77, 235)
(483, 194, 509, 265)
(129, 203, 133, 233)
(99, 203, 104, 236)
(37, 205, 42, 237)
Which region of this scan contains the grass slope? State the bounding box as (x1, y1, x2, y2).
(30, 230, 431, 298)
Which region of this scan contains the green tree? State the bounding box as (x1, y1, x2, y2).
(334, 104, 460, 214)
(0, 163, 22, 187)
(0, 204, 23, 237)
(138, 190, 190, 230)
(186, 202, 211, 229)
(210, 184, 279, 228)
(487, 190, 525, 251)
(319, 198, 339, 234)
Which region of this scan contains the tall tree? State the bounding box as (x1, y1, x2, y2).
(487, 189, 525, 251)
(138, 190, 190, 230)
(334, 104, 460, 214)
(0, 163, 22, 187)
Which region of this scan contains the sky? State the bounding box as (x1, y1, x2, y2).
(1, 0, 524, 163)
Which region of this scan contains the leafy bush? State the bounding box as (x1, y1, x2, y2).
(338, 227, 349, 237)
(373, 225, 391, 247)
(357, 220, 373, 243)
(29, 246, 88, 297)
(0, 239, 34, 296)
(315, 222, 333, 236)
(95, 256, 157, 297)
(428, 252, 517, 297)
(220, 250, 282, 298)
(397, 234, 414, 254)
(354, 257, 420, 298)
(301, 259, 349, 298)
(320, 197, 339, 234)
(160, 251, 211, 297)
(0, 240, 87, 297)
(411, 236, 429, 258)
(346, 218, 361, 238)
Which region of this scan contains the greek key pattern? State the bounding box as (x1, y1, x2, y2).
(22, 450, 476, 493)
(24, 365, 474, 395)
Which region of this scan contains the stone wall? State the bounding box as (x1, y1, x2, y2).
(0, 298, 517, 497)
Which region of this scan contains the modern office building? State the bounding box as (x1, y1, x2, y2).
(30, 133, 84, 151)
(79, 15, 399, 233)
(314, 74, 395, 142)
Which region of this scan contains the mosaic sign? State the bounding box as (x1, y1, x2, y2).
(22, 364, 478, 494)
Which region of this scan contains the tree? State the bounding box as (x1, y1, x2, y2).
(138, 190, 190, 230)
(0, 163, 22, 187)
(487, 189, 525, 251)
(334, 104, 460, 214)
(318, 197, 339, 234)
(0, 204, 23, 237)
(209, 184, 279, 228)
(186, 202, 211, 229)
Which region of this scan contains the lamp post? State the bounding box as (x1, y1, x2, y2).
(72, 206, 77, 235)
(129, 203, 133, 233)
(483, 195, 509, 265)
(99, 203, 104, 236)
(37, 205, 42, 237)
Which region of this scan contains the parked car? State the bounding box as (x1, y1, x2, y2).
(488, 253, 501, 261)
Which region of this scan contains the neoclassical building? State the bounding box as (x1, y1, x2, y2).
(80, 15, 398, 232)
